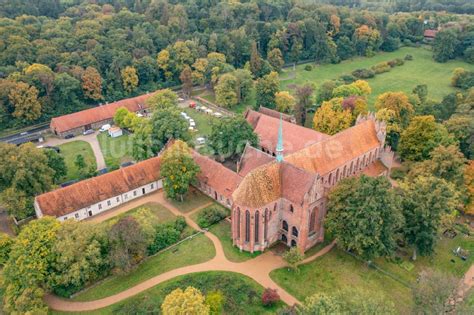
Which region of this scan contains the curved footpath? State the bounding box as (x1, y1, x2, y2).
(45, 191, 336, 312)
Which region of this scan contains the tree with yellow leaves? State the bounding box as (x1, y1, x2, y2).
(313, 98, 352, 135)
(81, 66, 102, 100)
(160, 140, 200, 201)
(275, 91, 296, 113)
(9, 82, 42, 121)
(375, 92, 414, 128)
(162, 286, 210, 315)
(157, 49, 172, 80)
(121, 66, 139, 93)
(465, 162, 474, 215)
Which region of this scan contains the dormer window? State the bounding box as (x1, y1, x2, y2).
(290, 205, 294, 213)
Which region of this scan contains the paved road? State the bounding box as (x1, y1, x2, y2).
(43, 132, 106, 170)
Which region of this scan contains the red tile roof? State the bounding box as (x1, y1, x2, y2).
(245, 110, 329, 154)
(238, 145, 274, 177)
(192, 151, 242, 198)
(424, 29, 438, 38)
(258, 107, 294, 122)
(50, 94, 153, 133)
(284, 120, 381, 175)
(36, 157, 162, 217)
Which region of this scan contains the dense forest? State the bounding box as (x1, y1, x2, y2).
(0, 0, 472, 131)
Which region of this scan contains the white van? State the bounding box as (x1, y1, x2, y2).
(196, 137, 206, 145)
(99, 124, 111, 132)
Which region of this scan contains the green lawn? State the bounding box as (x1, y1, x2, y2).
(270, 233, 474, 314)
(208, 220, 262, 262)
(53, 272, 285, 315)
(58, 140, 97, 181)
(182, 107, 216, 138)
(281, 46, 474, 108)
(97, 132, 133, 170)
(189, 203, 229, 224)
(167, 189, 213, 213)
(71, 233, 215, 302)
(104, 202, 176, 225)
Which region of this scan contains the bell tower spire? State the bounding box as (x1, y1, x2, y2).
(276, 114, 284, 162)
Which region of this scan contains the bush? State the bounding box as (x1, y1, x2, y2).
(390, 167, 407, 180)
(404, 54, 413, 61)
(304, 64, 313, 71)
(351, 68, 375, 79)
(174, 216, 187, 232)
(148, 217, 188, 255)
(0, 233, 13, 266)
(262, 288, 280, 306)
(371, 62, 391, 74)
(338, 74, 356, 84)
(388, 58, 404, 68)
(197, 206, 228, 228)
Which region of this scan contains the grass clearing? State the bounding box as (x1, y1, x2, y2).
(54, 272, 284, 315)
(271, 233, 473, 314)
(281, 47, 474, 108)
(103, 202, 176, 225)
(208, 220, 262, 262)
(167, 189, 214, 213)
(58, 140, 96, 181)
(71, 233, 215, 302)
(97, 132, 133, 170)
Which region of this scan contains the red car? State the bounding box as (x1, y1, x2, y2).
(189, 101, 196, 108)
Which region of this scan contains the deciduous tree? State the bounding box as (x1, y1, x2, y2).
(433, 29, 459, 63)
(398, 115, 455, 161)
(150, 108, 190, 153)
(294, 84, 314, 125)
(162, 287, 209, 315)
(326, 176, 403, 259)
(44, 148, 67, 184)
(255, 71, 279, 109)
(160, 140, 200, 201)
(215, 73, 238, 108)
(9, 82, 42, 121)
(283, 247, 303, 272)
(267, 48, 284, 72)
(313, 98, 352, 135)
(81, 66, 102, 101)
(146, 89, 178, 110)
(275, 91, 296, 113)
(179, 65, 193, 97)
(121, 66, 139, 93)
(375, 92, 414, 128)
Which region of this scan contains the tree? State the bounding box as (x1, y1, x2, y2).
(108, 216, 148, 274)
(50, 220, 106, 295)
(262, 288, 280, 306)
(313, 98, 352, 135)
(205, 291, 224, 315)
(294, 84, 314, 126)
(233, 69, 253, 103)
(412, 84, 428, 104)
(9, 82, 42, 121)
(398, 115, 455, 161)
(0, 233, 13, 266)
(208, 117, 258, 160)
(121, 66, 139, 93)
(250, 41, 263, 77)
(275, 91, 296, 113)
(81, 66, 102, 101)
(326, 176, 403, 259)
(3, 217, 60, 314)
(157, 49, 172, 80)
(146, 89, 178, 110)
(255, 71, 279, 109)
(283, 247, 303, 272)
(114, 107, 129, 127)
(413, 269, 457, 314)
(267, 48, 284, 72)
(160, 140, 200, 201)
(465, 162, 474, 215)
(74, 154, 86, 175)
(131, 120, 154, 161)
(375, 92, 414, 128)
(444, 115, 472, 159)
(179, 65, 193, 97)
(316, 80, 337, 104)
(401, 175, 457, 259)
(150, 108, 190, 153)
(44, 148, 67, 184)
(162, 286, 210, 315)
(215, 73, 238, 108)
(433, 29, 459, 63)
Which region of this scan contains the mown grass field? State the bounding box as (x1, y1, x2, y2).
(58, 140, 96, 181)
(167, 188, 214, 213)
(280, 46, 474, 108)
(270, 233, 473, 314)
(71, 233, 215, 302)
(54, 272, 284, 315)
(97, 132, 133, 170)
(103, 202, 176, 225)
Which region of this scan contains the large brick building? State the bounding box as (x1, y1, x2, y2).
(50, 94, 153, 138)
(36, 109, 393, 253)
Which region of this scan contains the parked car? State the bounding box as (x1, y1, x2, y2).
(120, 161, 134, 168)
(64, 134, 75, 139)
(61, 179, 78, 187)
(213, 112, 223, 118)
(83, 129, 94, 135)
(20, 131, 28, 136)
(196, 137, 206, 145)
(98, 168, 108, 175)
(189, 101, 196, 108)
(99, 124, 111, 132)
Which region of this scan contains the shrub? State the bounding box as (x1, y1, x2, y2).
(174, 216, 187, 232)
(304, 64, 313, 71)
(0, 233, 13, 266)
(371, 62, 391, 74)
(206, 290, 224, 315)
(351, 68, 375, 79)
(390, 167, 407, 180)
(148, 217, 188, 255)
(338, 74, 356, 84)
(393, 58, 404, 66)
(197, 206, 228, 228)
(404, 54, 413, 61)
(262, 288, 280, 306)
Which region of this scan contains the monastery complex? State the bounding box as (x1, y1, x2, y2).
(35, 107, 394, 253)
